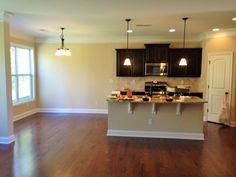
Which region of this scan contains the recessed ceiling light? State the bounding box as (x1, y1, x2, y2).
(127, 29, 133, 33)
(232, 17, 236, 21)
(212, 28, 220, 32)
(169, 29, 176, 32)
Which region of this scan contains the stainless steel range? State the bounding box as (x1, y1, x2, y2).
(145, 81, 168, 96)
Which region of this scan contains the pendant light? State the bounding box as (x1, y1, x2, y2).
(179, 17, 188, 66)
(123, 19, 132, 66)
(55, 27, 71, 56)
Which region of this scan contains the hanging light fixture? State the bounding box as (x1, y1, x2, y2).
(55, 27, 71, 56)
(179, 17, 188, 66)
(123, 19, 132, 66)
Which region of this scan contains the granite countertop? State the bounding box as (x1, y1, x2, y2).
(107, 96, 207, 104)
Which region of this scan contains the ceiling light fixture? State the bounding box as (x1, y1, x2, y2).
(123, 19, 132, 66)
(179, 17, 188, 66)
(127, 29, 133, 33)
(169, 29, 176, 32)
(212, 28, 220, 32)
(232, 17, 236, 21)
(55, 27, 71, 56)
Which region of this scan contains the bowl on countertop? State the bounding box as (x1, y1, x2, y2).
(165, 98, 173, 102)
(165, 96, 173, 102)
(142, 96, 150, 101)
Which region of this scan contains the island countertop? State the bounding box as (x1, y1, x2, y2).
(107, 96, 207, 104)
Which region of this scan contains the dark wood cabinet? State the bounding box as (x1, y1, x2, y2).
(116, 49, 145, 77)
(145, 44, 170, 63)
(168, 48, 202, 77)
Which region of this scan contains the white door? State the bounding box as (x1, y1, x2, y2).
(207, 52, 233, 123)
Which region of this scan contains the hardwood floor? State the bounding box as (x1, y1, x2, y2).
(0, 113, 236, 177)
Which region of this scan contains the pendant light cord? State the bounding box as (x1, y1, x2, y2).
(182, 17, 188, 48)
(126, 19, 131, 49)
(127, 24, 129, 49)
(60, 27, 65, 48)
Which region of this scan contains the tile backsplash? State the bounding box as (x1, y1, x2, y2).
(115, 76, 203, 92)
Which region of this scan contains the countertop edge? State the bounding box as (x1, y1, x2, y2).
(106, 97, 207, 104)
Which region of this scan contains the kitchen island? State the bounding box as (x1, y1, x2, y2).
(107, 96, 207, 140)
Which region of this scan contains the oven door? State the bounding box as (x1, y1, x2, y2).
(145, 63, 168, 76)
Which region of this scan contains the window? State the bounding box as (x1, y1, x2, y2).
(10, 45, 34, 104)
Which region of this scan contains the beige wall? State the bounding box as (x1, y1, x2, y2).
(37, 42, 203, 111)
(202, 36, 236, 122)
(10, 37, 38, 120)
(37, 43, 123, 109)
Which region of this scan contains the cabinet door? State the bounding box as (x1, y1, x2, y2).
(159, 46, 169, 63)
(116, 49, 132, 76)
(116, 49, 145, 77)
(131, 49, 145, 76)
(168, 48, 202, 77)
(145, 45, 156, 63)
(145, 44, 170, 63)
(185, 49, 202, 77)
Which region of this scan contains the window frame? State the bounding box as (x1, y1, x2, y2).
(10, 44, 35, 105)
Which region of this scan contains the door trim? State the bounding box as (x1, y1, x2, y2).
(206, 52, 233, 122)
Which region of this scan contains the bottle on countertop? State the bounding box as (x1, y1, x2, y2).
(126, 89, 132, 98)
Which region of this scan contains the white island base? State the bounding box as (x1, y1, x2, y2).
(107, 98, 205, 140)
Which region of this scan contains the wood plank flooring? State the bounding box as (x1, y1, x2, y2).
(0, 113, 236, 177)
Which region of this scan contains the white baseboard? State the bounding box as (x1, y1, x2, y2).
(230, 121, 236, 127)
(37, 108, 108, 114)
(13, 109, 38, 122)
(13, 108, 108, 122)
(107, 129, 204, 140)
(0, 135, 16, 144)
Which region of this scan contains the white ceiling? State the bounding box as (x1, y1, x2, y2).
(1, 0, 236, 43)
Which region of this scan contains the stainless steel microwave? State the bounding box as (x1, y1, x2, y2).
(145, 63, 168, 76)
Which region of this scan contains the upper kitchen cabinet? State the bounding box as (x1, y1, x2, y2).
(144, 44, 170, 63)
(168, 48, 202, 77)
(116, 49, 145, 77)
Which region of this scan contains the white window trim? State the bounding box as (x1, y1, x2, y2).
(10, 44, 35, 105)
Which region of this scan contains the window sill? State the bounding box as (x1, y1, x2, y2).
(13, 99, 36, 107)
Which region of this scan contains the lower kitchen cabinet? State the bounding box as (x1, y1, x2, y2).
(168, 48, 202, 77)
(116, 49, 145, 77)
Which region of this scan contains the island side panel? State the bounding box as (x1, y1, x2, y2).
(107, 102, 204, 134)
